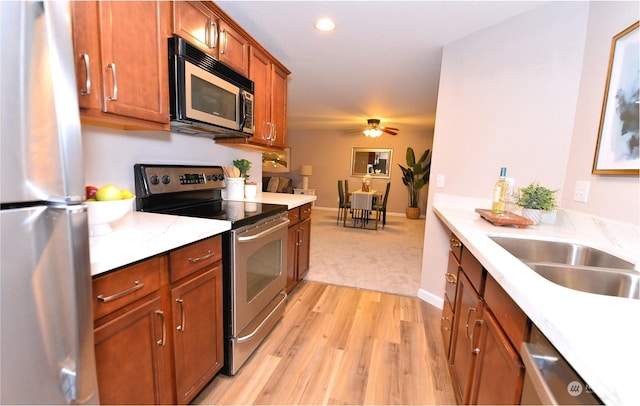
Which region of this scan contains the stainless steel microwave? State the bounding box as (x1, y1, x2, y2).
(169, 36, 254, 138)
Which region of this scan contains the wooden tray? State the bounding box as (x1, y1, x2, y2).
(475, 208, 533, 228)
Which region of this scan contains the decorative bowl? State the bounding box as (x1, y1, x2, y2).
(87, 197, 135, 236)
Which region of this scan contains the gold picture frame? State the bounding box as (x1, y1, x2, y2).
(262, 147, 290, 173)
(592, 21, 639, 175)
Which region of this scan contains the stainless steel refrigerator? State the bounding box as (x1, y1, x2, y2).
(1, 1, 99, 403)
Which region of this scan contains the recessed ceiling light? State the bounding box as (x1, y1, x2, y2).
(314, 18, 336, 32)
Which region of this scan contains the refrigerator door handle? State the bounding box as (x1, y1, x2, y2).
(44, 0, 86, 204)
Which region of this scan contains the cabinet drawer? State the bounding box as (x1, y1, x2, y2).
(449, 233, 463, 262)
(93, 256, 164, 321)
(445, 250, 460, 308)
(169, 235, 222, 283)
(287, 207, 300, 225)
(484, 274, 529, 348)
(299, 203, 312, 221)
(461, 246, 484, 294)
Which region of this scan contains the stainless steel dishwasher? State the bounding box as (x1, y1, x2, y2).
(520, 325, 602, 404)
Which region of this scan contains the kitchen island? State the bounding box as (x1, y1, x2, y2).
(432, 194, 639, 405)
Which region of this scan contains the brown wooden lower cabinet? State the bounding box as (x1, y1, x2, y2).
(286, 204, 312, 292)
(93, 236, 224, 404)
(171, 265, 224, 404)
(444, 237, 528, 405)
(94, 295, 173, 404)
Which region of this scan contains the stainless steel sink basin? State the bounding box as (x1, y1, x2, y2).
(526, 263, 639, 299)
(490, 237, 635, 270)
(490, 237, 638, 299)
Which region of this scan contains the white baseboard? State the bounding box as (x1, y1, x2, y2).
(418, 288, 443, 309)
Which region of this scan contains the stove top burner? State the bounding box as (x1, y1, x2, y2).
(134, 164, 287, 229)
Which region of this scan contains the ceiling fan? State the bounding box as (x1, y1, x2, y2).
(362, 118, 399, 137)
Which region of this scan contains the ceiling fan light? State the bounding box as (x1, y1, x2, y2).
(364, 128, 382, 138)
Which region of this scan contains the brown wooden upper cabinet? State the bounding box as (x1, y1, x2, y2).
(71, 1, 171, 130)
(173, 1, 249, 76)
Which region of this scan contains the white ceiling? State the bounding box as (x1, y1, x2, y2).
(217, 1, 547, 132)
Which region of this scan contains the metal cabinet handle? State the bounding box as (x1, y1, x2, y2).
(96, 280, 144, 302)
(297, 227, 304, 245)
(441, 316, 450, 331)
(449, 238, 462, 249)
(220, 29, 228, 54)
(471, 319, 484, 354)
(188, 250, 215, 264)
(176, 298, 186, 332)
(209, 21, 218, 49)
(80, 53, 91, 95)
(465, 306, 476, 340)
(445, 272, 458, 284)
(271, 123, 277, 142)
(107, 63, 118, 101)
(155, 310, 166, 346)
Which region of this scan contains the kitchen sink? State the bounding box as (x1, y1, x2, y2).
(490, 237, 638, 299)
(489, 237, 635, 270)
(526, 263, 639, 299)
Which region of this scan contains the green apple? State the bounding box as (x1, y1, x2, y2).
(96, 184, 123, 201)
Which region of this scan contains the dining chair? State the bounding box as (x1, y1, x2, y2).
(375, 182, 391, 229)
(343, 179, 351, 205)
(337, 180, 351, 225)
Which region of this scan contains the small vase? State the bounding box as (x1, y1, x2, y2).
(405, 207, 421, 219)
(522, 208, 543, 225)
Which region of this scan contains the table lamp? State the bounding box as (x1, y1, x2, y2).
(300, 165, 313, 189)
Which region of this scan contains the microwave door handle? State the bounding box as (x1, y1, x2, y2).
(239, 92, 247, 131)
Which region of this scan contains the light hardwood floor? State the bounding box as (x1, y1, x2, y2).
(193, 281, 456, 405)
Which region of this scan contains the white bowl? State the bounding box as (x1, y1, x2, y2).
(87, 197, 134, 236)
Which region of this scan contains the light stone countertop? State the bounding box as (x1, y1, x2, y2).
(432, 194, 640, 406)
(89, 192, 316, 277)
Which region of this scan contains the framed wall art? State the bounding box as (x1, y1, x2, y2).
(262, 147, 290, 173)
(592, 21, 639, 175)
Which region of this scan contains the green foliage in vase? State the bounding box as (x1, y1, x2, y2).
(517, 181, 558, 211)
(233, 159, 252, 180)
(398, 147, 431, 208)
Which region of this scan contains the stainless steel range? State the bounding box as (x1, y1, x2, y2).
(134, 164, 289, 375)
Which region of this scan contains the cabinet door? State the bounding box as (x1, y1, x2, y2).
(171, 265, 224, 404)
(441, 299, 455, 358)
(98, 1, 169, 124)
(297, 218, 311, 281)
(450, 271, 483, 404)
(218, 20, 249, 76)
(269, 63, 288, 148)
(71, 1, 102, 110)
(94, 296, 172, 404)
(173, 1, 217, 56)
(249, 46, 273, 146)
(471, 310, 525, 404)
(286, 224, 299, 293)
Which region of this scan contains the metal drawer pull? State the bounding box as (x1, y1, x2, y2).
(80, 53, 91, 95)
(155, 310, 166, 346)
(107, 62, 118, 101)
(449, 238, 462, 249)
(96, 280, 144, 302)
(176, 299, 186, 332)
(188, 250, 215, 264)
(445, 272, 458, 284)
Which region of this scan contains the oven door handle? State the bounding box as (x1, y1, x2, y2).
(237, 218, 290, 242)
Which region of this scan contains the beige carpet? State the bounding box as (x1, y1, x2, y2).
(305, 209, 426, 297)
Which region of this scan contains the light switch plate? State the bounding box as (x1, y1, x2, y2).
(574, 181, 590, 203)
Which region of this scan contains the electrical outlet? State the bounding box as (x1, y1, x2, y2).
(436, 174, 445, 188)
(573, 181, 590, 203)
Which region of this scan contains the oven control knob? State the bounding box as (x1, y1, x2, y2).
(150, 175, 159, 185)
(162, 175, 171, 185)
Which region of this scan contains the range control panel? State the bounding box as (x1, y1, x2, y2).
(134, 164, 226, 196)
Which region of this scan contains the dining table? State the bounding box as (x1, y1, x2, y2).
(344, 189, 382, 230)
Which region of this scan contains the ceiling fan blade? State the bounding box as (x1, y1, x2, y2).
(382, 126, 399, 131)
(383, 128, 398, 135)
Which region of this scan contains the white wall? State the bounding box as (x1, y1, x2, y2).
(286, 126, 433, 215)
(82, 126, 263, 195)
(420, 2, 640, 306)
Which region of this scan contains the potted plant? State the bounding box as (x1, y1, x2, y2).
(398, 147, 431, 219)
(516, 181, 558, 224)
